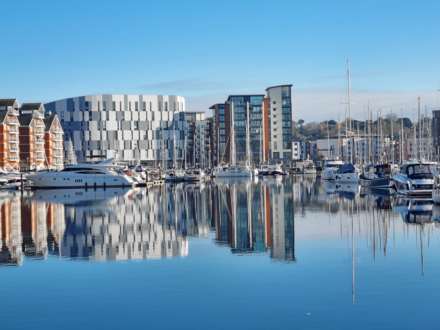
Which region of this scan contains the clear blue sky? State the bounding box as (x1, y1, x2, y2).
(1, 0, 439, 120)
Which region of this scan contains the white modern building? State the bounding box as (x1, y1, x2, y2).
(45, 94, 186, 165)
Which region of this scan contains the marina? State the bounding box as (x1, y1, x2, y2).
(3, 1, 440, 329)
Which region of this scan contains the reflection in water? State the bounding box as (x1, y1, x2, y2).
(1, 176, 440, 268)
(0, 178, 295, 266)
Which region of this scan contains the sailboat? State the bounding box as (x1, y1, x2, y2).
(213, 102, 253, 178)
(165, 129, 185, 183)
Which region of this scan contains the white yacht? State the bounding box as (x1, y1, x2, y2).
(27, 161, 134, 189)
(258, 164, 285, 176)
(321, 160, 344, 180)
(392, 161, 436, 197)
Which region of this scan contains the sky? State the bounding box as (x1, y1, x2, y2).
(1, 0, 440, 121)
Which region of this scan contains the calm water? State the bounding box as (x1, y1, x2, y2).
(1, 176, 440, 330)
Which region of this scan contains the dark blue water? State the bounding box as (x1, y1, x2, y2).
(1, 177, 440, 330)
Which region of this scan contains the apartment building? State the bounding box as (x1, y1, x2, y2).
(209, 84, 293, 167)
(44, 113, 64, 170)
(0, 99, 20, 171)
(18, 103, 46, 171)
(265, 85, 293, 162)
(45, 94, 186, 165)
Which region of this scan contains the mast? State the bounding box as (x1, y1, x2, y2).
(346, 59, 353, 164)
(246, 101, 251, 167)
(230, 102, 236, 167)
(184, 133, 187, 169)
(368, 104, 372, 164)
(400, 115, 404, 164)
(173, 128, 177, 169)
(390, 112, 394, 164)
(217, 128, 221, 165)
(327, 120, 330, 159)
(418, 96, 421, 161)
(337, 118, 341, 159)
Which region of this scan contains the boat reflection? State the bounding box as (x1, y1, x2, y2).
(0, 178, 296, 266)
(3, 177, 440, 268)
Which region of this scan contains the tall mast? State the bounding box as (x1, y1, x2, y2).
(230, 102, 236, 166)
(246, 101, 251, 167)
(368, 104, 372, 164)
(418, 96, 421, 161)
(327, 120, 330, 159)
(337, 117, 341, 159)
(390, 112, 394, 164)
(348, 59, 352, 163)
(400, 115, 404, 164)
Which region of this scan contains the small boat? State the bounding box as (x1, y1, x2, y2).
(360, 164, 392, 189)
(334, 163, 359, 183)
(27, 160, 134, 189)
(212, 165, 252, 178)
(321, 160, 344, 180)
(164, 169, 185, 183)
(184, 168, 205, 182)
(258, 164, 285, 176)
(302, 160, 317, 175)
(392, 161, 436, 197)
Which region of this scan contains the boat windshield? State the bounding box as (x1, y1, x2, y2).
(406, 164, 434, 178)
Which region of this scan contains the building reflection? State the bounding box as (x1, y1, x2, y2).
(212, 178, 295, 262)
(4, 177, 440, 268)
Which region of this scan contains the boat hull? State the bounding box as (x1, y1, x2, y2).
(28, 172, 134, 189)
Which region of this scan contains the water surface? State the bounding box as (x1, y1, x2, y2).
(1, 176, 439, 330)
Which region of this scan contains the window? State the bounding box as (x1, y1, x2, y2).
(112, 101, 116, 111)
(135, 101, 139, 111)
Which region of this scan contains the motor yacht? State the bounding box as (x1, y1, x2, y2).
(333, 163, 359, 183)
(27, 161, 134, 189)
(258, 164, 285, 176)
(321, 160, 344, 180)
(360, 163, 392, 189)
(392, 161, 436, 197)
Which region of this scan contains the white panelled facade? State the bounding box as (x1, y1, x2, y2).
(45, 94, 186, 164)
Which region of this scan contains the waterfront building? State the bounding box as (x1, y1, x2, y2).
(0, 99, 20, 171)
(18, 103, 46, 171)
(432, 110, 440, 159)
(292, 141, 307, 160)
(194, 118, 212, 168)
(44, 113, 64, 170)
(184, 112, 205, 168)
(45, 94, 186, 165)
(210, 103, 230, 166)
(265, 85, 293, 162)
(226, 94, 265, 165)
